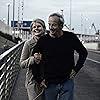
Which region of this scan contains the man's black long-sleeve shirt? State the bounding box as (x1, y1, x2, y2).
(33, 31, 88, 84)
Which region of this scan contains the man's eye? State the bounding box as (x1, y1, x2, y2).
(48, 23, 51, 26)
(53, 24, 57, 26)
(48, 24, 57, 26)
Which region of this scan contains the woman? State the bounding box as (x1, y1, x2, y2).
(20, 19, 46, 100)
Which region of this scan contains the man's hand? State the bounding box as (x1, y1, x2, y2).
(70, 69, 76, 79)
(40, 79, 47, 88)
(34, 52, 42, 64)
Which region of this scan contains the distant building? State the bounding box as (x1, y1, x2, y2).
(11, 21, 32, 40)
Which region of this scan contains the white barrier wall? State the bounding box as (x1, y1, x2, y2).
(0, 20, 13, 35)
(83, 43, 100, 50)
(0, 35, 15, 47)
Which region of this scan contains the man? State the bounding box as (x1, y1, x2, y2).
(33, 13, 88, 100)
(20, 19, 46, 100)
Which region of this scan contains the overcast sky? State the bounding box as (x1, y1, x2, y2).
(0, 0, 100, 33)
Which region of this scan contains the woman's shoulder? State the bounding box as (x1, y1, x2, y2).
(23, 38, 36, 50)
(25, 37, 36, 44)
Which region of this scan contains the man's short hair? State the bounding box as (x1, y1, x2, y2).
(49, 13, 64, 26)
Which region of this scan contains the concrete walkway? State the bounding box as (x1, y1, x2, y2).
(10, 49, 100, 100)
(10, 69, 28, 100)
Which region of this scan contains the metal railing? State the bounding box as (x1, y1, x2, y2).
(0, 41, 24, 100)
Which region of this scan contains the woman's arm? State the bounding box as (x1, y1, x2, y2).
(20, 41, 34, 68)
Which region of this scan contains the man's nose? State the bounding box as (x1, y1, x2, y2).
(49, 25, 53, 30)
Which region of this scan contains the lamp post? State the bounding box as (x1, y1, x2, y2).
(61, 9, 64, 17)
(89, 26, 91, 34)
(12, 0, 15, 33)
(2, 18, 6, 23)
(80, 14, 83, 41)
(84, 18, 88, 34)
(7, 3, 10, 26)
(69, 0, 72, 31)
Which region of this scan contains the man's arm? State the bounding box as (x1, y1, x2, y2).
(73, 34, 88, 73)
(32, 38, 46, 86)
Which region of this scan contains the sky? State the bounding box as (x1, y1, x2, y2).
(0, 0, 100, 34)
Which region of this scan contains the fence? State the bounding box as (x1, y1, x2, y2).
(0, 41, 24, 100)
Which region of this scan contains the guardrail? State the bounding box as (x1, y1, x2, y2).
(0, 41, 25, 100)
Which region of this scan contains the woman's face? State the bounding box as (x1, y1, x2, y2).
(31, 22, 45, 36)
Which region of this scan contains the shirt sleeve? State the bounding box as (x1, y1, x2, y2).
(73, 34, 88, 73)
(31, 38, 45, 84)
(32, 61, 44, 84)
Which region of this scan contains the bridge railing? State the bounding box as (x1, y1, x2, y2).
(0, 41, 25, 100)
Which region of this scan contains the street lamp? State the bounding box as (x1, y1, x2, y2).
(12, 0, 15, 32)
(7, 3, 10, 26)
(2, 18, 6, 23)
(69, 0, 72, 31)
(61, 9, 64, 17)
(80, 14, 83, 41)
(84, 18, 88, 34)
(89, 26, 91, 34)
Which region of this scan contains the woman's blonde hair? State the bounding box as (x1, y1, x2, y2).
(30, 18, 46, 32)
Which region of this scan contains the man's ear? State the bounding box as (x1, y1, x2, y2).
(59, 24, 63, 29)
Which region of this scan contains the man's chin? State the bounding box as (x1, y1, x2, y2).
(50, 31, 56, 35)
